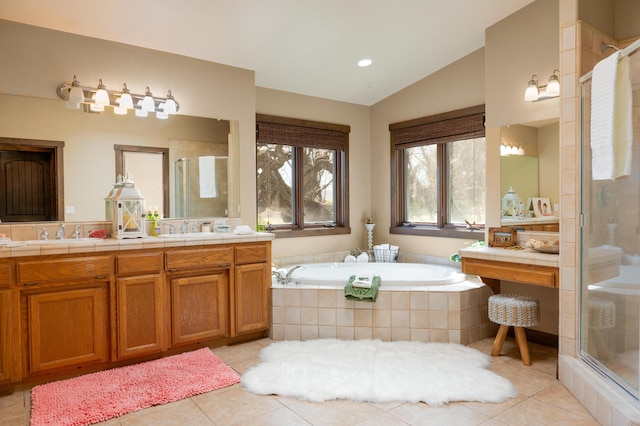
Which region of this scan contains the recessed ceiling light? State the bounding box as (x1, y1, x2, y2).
(358, 59, 372, 67)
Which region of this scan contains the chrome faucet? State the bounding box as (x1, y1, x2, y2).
(32, 226, 48, 240)
(71, 225, 81, 239)
(273, 265, 304, 285)
(55, 224, 65, 239)
(192, 221, 201, 233)
(164, 223, 176, 235)
(180, 220, 189, 234)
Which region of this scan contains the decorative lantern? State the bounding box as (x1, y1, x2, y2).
(501, 186, 522, 217)
(104, 175, 123, 221)
(107, 174, 147, 239)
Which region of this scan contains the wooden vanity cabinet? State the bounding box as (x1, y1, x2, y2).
(16, 255, 112, 375)
(233, 243, 271, 335)
(0, 262, 19, 384)
(165, 247, 232, 347)
(115, 252, 166, 360)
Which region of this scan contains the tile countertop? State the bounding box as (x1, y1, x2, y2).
(458, 246, 560, 268)
(0, 232, 275, 258)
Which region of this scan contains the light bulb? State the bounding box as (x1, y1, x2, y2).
(164, 90, 177, 114)
(119, 83, 134, 110)
(94, 79, 110, 106)
(135, 100, 148, 117)
(67, 75, 84, 104)
(524, 75, 539, 101)
(156, 103, 169, 119)
(141, 86, 155, 112)
(545, 70, 560, 98)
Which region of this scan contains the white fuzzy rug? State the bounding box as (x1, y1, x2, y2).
(241, 339, 517, 406)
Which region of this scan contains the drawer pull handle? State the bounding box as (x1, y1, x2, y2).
(95, 275, 106, 280)
(23, 282, 37, 287)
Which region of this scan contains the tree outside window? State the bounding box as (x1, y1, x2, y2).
(256, 115, 349, 237)
(390, 106, 485, 239)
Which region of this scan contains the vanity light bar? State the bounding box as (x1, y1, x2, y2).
(56, 76, 179, 117)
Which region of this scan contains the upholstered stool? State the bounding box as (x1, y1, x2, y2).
(488, 294, 540, 366)
(588, 296, 616, 361)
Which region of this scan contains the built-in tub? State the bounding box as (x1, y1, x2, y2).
(276, 262, 467, 288)
(270, 262, 494, 345)
(589, 265, 640, 294)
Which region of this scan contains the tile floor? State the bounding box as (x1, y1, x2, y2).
(0, 337, 598, 426)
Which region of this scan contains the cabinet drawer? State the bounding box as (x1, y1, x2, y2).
(17, 256, 112, 285)
(462, 258, 558, 288)
(0, 263, 12, 288)
(235, 243, 269, 265)
(116, 252, 163, 275)
(165, 247, 232, 271)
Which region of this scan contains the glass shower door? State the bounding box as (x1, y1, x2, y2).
(579, 49, 640, 400)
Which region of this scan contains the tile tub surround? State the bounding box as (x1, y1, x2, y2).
(270, 276, 494, 345)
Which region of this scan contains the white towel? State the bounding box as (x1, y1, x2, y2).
(352, 273, 374, 288)
(198, 156, 218, 198)
(590, 52, 633, 180)
(614, 55, 632, 178)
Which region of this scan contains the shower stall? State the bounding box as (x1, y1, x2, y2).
(580, 39, 640, 401)
(174, 156, 229, 218)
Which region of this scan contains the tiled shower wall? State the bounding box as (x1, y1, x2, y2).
(559, 18, 640, 424)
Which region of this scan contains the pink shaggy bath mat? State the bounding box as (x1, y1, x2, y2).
(30, 348, 240, 426)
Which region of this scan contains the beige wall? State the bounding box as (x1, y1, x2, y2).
(0, 20, 257, 226)
(485, 0, 560, 228)
(369, 49, 486, 259)
(255, 87, 371, 259)
(538, 122, 561, 209)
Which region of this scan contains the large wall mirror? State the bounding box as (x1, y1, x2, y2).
(0, 93, 240, 222)
(500, 119, 559, 225)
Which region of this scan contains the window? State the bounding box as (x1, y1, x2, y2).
(256, 114, 350, 237)
(390, 105, 485, 238)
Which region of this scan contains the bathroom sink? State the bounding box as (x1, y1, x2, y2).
(26, 238, 102, 245)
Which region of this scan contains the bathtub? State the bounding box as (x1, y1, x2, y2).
(270, 262, 494, 345)
(276, 262, 467, 288)
(589, 265, 640, 295)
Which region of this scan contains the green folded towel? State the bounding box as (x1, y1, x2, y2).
(344, 275, 381, 302)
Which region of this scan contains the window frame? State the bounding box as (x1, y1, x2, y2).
(256, 114, 350, 238)
(389, 105, 485, 239)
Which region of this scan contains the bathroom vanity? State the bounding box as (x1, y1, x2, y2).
(0, 234, 272, 386)
(458, 243, 560, 294)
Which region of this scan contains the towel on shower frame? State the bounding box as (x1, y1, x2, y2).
(590, 51, 633, 180)
(344, 275, 381, 302)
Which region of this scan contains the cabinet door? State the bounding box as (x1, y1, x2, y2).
(234, 263, 270, 335)
(116, 275, 166, 359)
(170, 271, 228, 346)
(0, 290, 16, 383)
(28, 285, 108, 374)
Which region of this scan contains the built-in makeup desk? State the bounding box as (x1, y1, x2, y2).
(458, 246, 560, 294)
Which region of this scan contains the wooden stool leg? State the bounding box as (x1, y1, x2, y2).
(491, 324, 510, 357)
(514, 326, 531, 366)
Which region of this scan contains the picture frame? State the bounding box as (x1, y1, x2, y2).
(532, 197, 553, 217)
(488, 226, 517, 247)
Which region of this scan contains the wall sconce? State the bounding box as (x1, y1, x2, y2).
(524, 69, 560, 102)
(56, 76, 179, 118)
(500, 142, 525, 156)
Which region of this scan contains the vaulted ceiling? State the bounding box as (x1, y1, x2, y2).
(1, 0, 534, 106)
